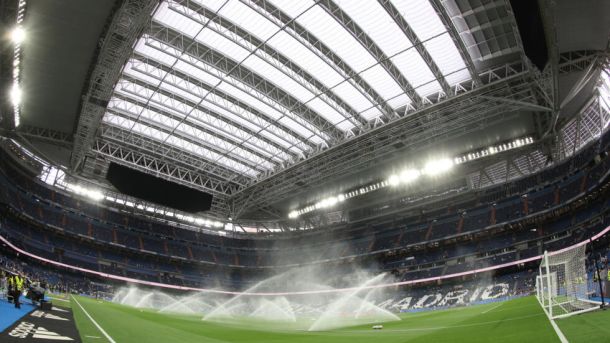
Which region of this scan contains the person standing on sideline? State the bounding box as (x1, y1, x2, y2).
(8, 273, 25, 309)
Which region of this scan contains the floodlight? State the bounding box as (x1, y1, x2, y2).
(388, 174, 400, 186)
(288, 211, 298, 219)
(10, 84, 22, 106)
(337, 194, 345, 202)
(11, 26, 25, 44)
(399, 169, 420, 183)
(423, 158, 454, 176)
(87, 190, 104, 201)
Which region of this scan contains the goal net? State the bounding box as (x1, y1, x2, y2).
(536, 244, 600, 319)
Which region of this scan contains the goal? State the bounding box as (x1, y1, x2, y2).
(535, 244, 600, 319)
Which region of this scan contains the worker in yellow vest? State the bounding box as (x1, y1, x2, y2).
(8, 274, 25, 309)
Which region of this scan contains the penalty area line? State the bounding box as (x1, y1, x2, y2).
(71, 296, 117, 343)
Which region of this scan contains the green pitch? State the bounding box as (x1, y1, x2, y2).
(63, 295, 610, 342)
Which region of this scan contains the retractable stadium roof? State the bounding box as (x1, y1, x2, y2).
(7, 0, 610, 222)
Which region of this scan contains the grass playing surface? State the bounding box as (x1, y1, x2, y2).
(65, 295, 610, 342)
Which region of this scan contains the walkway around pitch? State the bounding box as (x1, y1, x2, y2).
(1, 301, 81, 342)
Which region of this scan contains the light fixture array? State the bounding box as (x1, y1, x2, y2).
(10, 0, 26, 127)
(288, 137, 534, 218)
(453, 137, 534, 164)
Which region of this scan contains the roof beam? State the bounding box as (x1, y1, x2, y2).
(16, 125, 73, 148)
(113, 77, 277, 175)
(99, 124, 250, 187)
(93, 136, 237, 196)
(108, 93, 288, 168)
(170, 0, 367, 128)
(317, 0, 425, 105)
(105, 104, 276, 174)
(428, 0, 482, 86)
(242, 0, 397, 121)
(147, 22, 346, 143)
(128, 55, 310, 156)
(71, 0, 158, 172)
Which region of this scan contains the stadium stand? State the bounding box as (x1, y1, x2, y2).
(0, 128, 609, 291)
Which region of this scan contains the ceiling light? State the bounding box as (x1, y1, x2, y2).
(423, 158, 454, 176)
(10, 84, 22, 106)
(388, 174, 400, 186)
(400, 169, 420, 183)
(11, 26, 25, 44)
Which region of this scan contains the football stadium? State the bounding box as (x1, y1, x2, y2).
(0, 0, 609, 342)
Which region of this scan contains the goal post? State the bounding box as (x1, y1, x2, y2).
(536, 244, 601, 319)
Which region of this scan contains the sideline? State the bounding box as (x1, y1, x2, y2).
(71, 296, 116, 343)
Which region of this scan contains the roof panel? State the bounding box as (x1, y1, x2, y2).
(334, 0, 411, 56)
(306, 97, 354, 131)
(359, 64, 407, 107)
(268, 0, 313, 18)
(392, 0, 445, 41)
(386, 93, 412, 109)
(240, 55, 314, 103)
(195, 28, 251, 62)
(293, 4, 378, 73)
(332, 81, 376, 114)
(267, 30, 344, 89)
(218, 0, 279, 41)
(423, 34, 471, 86)
(153, 1, 203, 38)
(391, 48, 441, 96)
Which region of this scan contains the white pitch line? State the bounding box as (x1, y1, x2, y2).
(71, 296, 117, 343)
(481, 302, 503, 314)
(540, 310, 569, 343)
